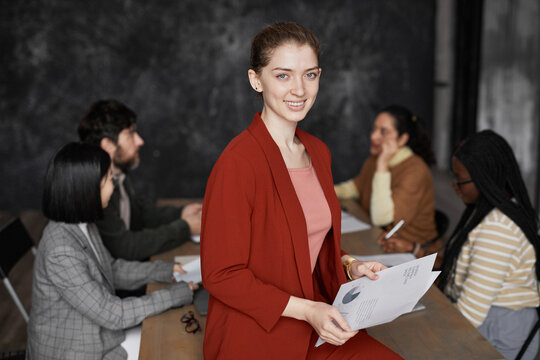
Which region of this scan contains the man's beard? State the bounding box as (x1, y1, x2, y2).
(113, 149, 140, 173)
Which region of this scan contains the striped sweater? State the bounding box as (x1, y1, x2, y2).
(446, 208, 539, 327)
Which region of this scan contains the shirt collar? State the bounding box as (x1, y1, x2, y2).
(113, 172, 126, 185)
(388, 146, 413, 168)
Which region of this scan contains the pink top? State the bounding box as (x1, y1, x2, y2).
(288, 162, 332, 272)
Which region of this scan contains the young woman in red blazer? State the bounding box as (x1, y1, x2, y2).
(201, 22, 402, 360)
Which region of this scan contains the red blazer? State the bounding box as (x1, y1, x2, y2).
(201, 113, 346, 359)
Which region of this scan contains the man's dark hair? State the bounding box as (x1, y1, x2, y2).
(78, 99, 136, 145)
(438, 130, 540, 292)
(42, 142, 111, 223)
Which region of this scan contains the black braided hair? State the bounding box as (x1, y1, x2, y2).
(378, 105, 436, 166)
(438, 130, 540, 292)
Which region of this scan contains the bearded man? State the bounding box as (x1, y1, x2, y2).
(78, 99, 201, 261)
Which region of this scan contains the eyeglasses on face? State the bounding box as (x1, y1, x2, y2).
(453, 178, 473, 188)
(180, 310, 201, 334)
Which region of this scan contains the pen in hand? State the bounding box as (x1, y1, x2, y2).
(384, 220, 404, 240)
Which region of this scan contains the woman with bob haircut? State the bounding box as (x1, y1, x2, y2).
(201, 22, 401, 359)
(335, 105, 438, 257)
(438, 130, 540, 359)
(27, 142, 196, 360)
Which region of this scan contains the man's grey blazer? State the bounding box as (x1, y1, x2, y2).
(26, 221, 193, 360)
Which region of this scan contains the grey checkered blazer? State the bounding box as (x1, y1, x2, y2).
(27, 221, 193, 360)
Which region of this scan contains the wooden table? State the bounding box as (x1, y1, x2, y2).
(139, 241, 205, 359)
(139, 199, 502, 359)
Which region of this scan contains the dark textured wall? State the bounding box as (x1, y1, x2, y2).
(0, 0, 435, 210)
(477, 0, 539, 180)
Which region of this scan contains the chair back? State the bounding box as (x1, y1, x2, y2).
(0, 217, 36, 322)
(420, 210, 450, 261)
(515, 307, 540, 360)
(0, 218, 35, 279)
(435, 209, 449, 239)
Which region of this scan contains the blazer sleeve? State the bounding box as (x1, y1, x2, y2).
(110, 256, 175, 290)
(44, 245, 193, 330)
(130, 191, 185, 228)
(201, 151, 290, 332)
(96, 204, 191, 261)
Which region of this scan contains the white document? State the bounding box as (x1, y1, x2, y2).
(354, 253, 416, 267)
(316, 253, 440, 347)
(173, 257, 202, 284)
(341, 210, 371, 233)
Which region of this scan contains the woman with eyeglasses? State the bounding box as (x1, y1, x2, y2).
(334, 105, 438, 257)
(438, 130, 540, 360)
(201, 23, 401, 359)
(27, 143, 196, 360)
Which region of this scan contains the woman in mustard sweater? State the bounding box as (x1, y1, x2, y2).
(335, 105, 437, 257)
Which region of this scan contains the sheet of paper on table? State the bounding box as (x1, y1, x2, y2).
(354, 253, 416, 267)
(173, 257, 202, 284)
(341, 210, 371, 233)
(316, 253, 440, 347)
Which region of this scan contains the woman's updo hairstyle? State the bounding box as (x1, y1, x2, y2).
(250, 22, 321, 74)
(378, 104, 436, 166)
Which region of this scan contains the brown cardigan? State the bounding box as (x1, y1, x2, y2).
(353, 154, 437, 247)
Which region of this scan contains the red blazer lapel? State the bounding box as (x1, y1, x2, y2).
(247, 113, 314, 300)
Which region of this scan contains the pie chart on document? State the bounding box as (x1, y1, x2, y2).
(342, 286, 361, 304)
